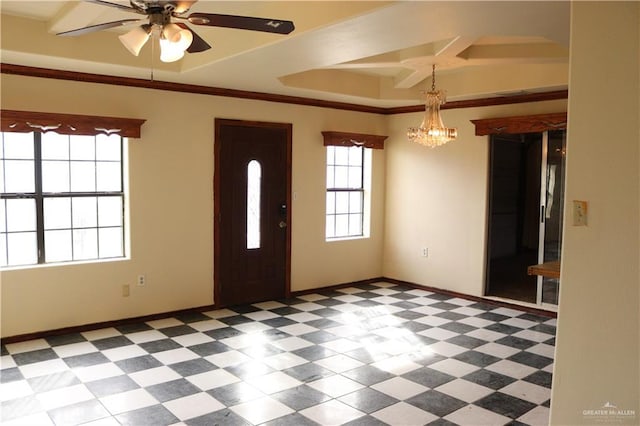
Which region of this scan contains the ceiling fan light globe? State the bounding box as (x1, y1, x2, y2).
(162, 23, 193, 51)
(159, 37, 186, 62)
(118, 26, 150, 56)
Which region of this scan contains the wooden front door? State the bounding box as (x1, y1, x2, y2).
(214, 119, 291, 307)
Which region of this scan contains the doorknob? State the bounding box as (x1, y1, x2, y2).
(279, 221, 287, 229)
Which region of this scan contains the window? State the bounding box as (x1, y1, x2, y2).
(326, 145, 369, 239)
(246, 160, 261, 249)
(0, 131, 126, 267)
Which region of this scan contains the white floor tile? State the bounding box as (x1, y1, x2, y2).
(102, 344, 147, 362)
(410, 305, 445, 316)
(252, 301, 287, 310)
(220, 333, 268, 350)
(18, 359, 68, 379)
(293, 302, 325, 311)
(475, 342, 521, 358)
(418, 327, 459, 341)
(2, 412, 54, 426)
(146, 318, 184, 329)
(52, 341, 98, 358)
(231, 396, 294, 424)
(73, 362, 124, 382)
(371, 376, 428, 400)
(485, 360, 537, 379)
(247, 371, 302, 394)
(491, 307, 522, 317)
(4, 339, 49, 355)
(171, 332, 214, 347)
(444, 403, 511, 425)
(451, 306, 486, 316)
(0, 379, 33, 402)
(186, 368, 240, 390)
(278, 323, 319, 336)
(152, 348, 199, 365)
(372, 402, 438, 425)
(202, 308, 237, 319)
(125, 330, 166, 344)
(513, 329, 554, 343)
(526, 343, 556, 359)
(232, 322, 272, 334)
(427, 341, 469, 357)
(163, 392, 225, 420)
(81, 328, 121, 341)
(243, 310, 280, 321)
(429, 358, 479, 377)
(263, 352, 308, 370)
(285, 312, 323, 323)
(100, 388, 157, 415)
(308, 375, 364, 398)
(500, 380, 551, 404)
(414, 315, 451, 327)
(36, 384, 93, 410)
(189, 319, 228, 332)
(271, 336, 314, 351)
(372, 355, 422, 375)
(205, 350, 251, 367)
(301, 399, 365, 425)
(314, 354, 363, 373)
(517, 404, 551, 425)
(465, 328, 507, 342)
(129, 366, 181, 387)
(296, 293, 328, 302)
(320, 338, 362, 353)
(435, 378, 494, 403)
(501, 317, 539, 329)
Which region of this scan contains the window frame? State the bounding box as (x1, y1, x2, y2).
(1, 131, 126, 267)
(0, 109, 144, 268)
(325, 145, 366, 239)
(321, 131, 387, 241)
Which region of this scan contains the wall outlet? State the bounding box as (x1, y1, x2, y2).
(421, 247, 428, 257)
(122, 284, 130, 297)
(572, 200, 588, 226)
(137, 275, 146, 286)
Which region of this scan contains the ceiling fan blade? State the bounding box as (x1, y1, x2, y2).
(83, 0, 145, 15)
(175, 22, 211, 53)
(187, 13, 294, 34)
(57, 19, 141, 37)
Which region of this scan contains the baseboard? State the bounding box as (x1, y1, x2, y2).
(2, 275, 555, 344)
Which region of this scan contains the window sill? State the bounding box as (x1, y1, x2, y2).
(1, 256, 130, 272)
(326, 235, 369, 243)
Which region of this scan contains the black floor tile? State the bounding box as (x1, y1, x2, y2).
(272, 384, 331, 410)
(402, 367, 456, 388)
(462, 369, 517, 390)
(92, 335, 134, 351)
(339, 387, 398, 413)
(406, 390, 467, 417)
(186, 408, 251, 426)
(85, 374, 140, 397)
(115, 354, 163, 373)
(45, 333, 87, 347)
(115, 404, 180, 426)
(145, 378, 201, 402)
(475, 392, 538, 419)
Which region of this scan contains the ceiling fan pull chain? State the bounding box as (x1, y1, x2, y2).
(150, 32, 155, 82)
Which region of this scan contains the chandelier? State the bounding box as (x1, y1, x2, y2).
(407, 64, 457, 148)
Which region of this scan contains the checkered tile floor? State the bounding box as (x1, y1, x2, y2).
(1, 282, 556, 425)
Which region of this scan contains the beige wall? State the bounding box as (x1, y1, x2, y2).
(550, 3, 640, 424)
(0, 75, 386, 337)
(383, 99, 567, 296)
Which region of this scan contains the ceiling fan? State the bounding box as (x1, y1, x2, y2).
(57, 0, 295, 63)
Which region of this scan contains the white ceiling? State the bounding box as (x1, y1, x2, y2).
(0, 1, 570, 108)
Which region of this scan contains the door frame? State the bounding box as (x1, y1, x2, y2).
(213, 118, 292, 307)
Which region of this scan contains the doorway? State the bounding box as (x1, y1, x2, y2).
(485, 130, 566, 306)
(214, 119, 292, 307)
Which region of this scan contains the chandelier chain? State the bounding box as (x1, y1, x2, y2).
(431, 64, 436, 92)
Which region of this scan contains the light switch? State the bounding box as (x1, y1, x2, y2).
(572, 200, 588, 226)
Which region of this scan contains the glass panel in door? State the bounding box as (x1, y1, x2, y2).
(540, 130, 566, 305)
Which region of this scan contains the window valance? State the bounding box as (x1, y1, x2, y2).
(322, 131, 387, 149)
(471, 112, 567, 136)
(1, 110, 146, 138)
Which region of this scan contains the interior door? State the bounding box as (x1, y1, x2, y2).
(214, 119, 291, 307)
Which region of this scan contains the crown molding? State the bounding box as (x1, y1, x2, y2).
(1, 63, 568, 115)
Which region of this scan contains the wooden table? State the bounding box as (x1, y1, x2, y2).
(527, 260, 561, 279)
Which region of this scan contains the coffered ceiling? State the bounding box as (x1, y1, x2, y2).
(0, 1, 570, 108)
